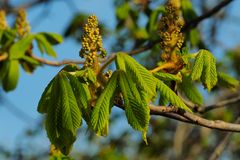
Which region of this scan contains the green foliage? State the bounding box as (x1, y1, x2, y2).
(2, 60, 19, 91)
(75, 68, 97, 84)
(217, 72, 239, 89)
(66, 73, 92, 125)
(117, 53, 157, 100)
(181, 0, 197, 20)
(37, 78, 53, 113)
(118, 70, 150, 143)
(91, 71, 118, 136)
(39, 32, 63, 45)
(9, 34, 34, 59)
(116, 3, 130, 20)
(154, 72, 181, 82)
(178, 76, 203, 106)
(147, 6, 165, 34)
(38, 71, 82, 155)
(191, 50, 205, 81)
(0, 26, 63, 90)
(191, 49, 218, 91)
(157, 80, 192, 112)
(34, 33, 58, 57)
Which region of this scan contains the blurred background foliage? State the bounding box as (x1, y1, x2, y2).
(1, 0, 240, 159)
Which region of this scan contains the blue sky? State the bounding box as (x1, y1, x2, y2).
(1, 0, 240, 154)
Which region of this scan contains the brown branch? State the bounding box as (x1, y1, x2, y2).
(116, 103, 240, 132)
(0, 53, 85, 66)
(209, 117, 240, 160)
(194, 95, 240, 114)
(182, 0, 234, 31)
(30, 54, 85, 66)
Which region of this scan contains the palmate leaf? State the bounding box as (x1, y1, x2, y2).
(119, 70, 150, 143)
(218, 72, 239, 89)
(191, 49, 218, 91)
(178, 76, 203, 106)
(117, 53, 157, 100)
(157, 80, 192, 112)
(41, 71, 82, 155)
(90, 71, 118, 136)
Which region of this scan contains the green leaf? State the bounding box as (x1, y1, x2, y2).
(181, 0, 197, 20)
(2, 60, 19, 91)
(119, 70, 150, 143)
(147, 5, 165, 33)
(45, 72, 82, 155)
(66, 73, 92, 125)
(9, 34, 34, 59)
(91, 71, 118, 136)
(35, 34, 57, 57)
(39, 32, 63, 45)
(0, 61, 9, 81)
(116, 3, 130, 20)
(154, 72, 182, 82)
(159, 94, 169, 106)
(37, 78, 54, 113)
(157, 80, 192, 112)
(217, 72, 239, 89)
(178, 76, 203, 106)
(201, 51, 218, 91)
(191, 50, 205, 81)
(191, 49, 218, 91)
(117, 53, 157, 100)
(21, 55, 40, 65)
(189, 29, 200, 47)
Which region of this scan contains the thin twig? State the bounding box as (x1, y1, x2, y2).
(182, 0, 234, 31)
(194, 95, 240, 114)
(209, 117, 240, 160)
(30, 54, 85, 66)
(0, 53, 85, 66)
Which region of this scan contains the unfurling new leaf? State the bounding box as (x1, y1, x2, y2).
(191, 49, 218, 91)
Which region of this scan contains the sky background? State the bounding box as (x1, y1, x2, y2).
(0, 0, 240, 155)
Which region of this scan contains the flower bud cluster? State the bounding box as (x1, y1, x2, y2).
(158, 0, 184, 60)
(0, 10, 8, 30)
(80, 15, 106, 67)
(15, 9, 31, 37)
